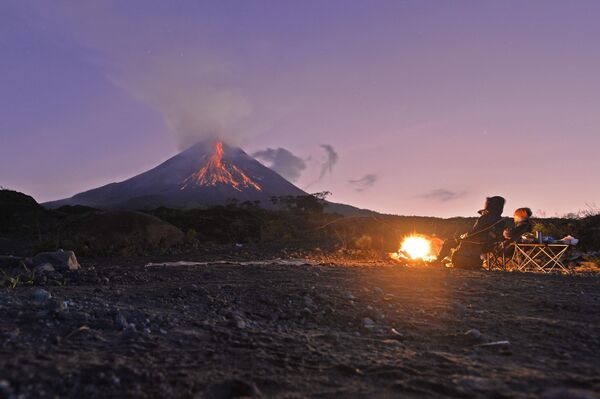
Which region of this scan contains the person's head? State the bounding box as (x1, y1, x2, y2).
(514, 207, 532, 222)
(478, 196, 506, 216)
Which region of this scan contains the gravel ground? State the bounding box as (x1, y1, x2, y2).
(1, 256, 599, 398)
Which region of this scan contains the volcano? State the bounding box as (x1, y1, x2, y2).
(44, 141, 308, 210)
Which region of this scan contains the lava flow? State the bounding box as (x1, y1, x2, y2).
(181, 141, 262, 191)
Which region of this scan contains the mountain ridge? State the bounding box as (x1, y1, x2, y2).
(43, 140, 376, 216)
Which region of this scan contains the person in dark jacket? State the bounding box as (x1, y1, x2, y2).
(503, 207, 533, 243)
(436, 196, 506, 269)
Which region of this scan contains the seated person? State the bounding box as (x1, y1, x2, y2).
(503, 207, 533, 243)
(437, 196, 506, 269)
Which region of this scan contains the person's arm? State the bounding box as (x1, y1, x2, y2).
(503, 226, 516, 241)
(513, 221, 533, 239)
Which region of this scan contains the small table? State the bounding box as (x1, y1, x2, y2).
(484, 243, 572, 274)
(509, 243, 571, 274)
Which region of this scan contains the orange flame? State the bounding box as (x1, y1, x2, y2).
(389, 234, 441, 263)
(181, 141, 262, 191)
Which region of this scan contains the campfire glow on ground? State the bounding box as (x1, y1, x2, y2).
(390, 234, 438, 263)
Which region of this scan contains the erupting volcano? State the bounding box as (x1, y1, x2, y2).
(44, 140, 307, 210)
(181, 142, 261, 192)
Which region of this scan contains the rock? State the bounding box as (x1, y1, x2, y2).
(201, 379, 261, 399)
(34, 263, 55, 274)
(390, 328, 403, 337)
(475, 340, 510, 348)
(115, 312, 128, 330)
(33, 250, 80, 271)
(464, 329, 482, 340)
(303, 296, 314, 307)
(236, 319, 247, 329)
(373, 287, 383, 294)
(32, 289, 52, 302)
(363, 317, 375, 328)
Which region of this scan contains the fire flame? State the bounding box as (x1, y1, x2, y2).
(181, 141, 262, 191)
(390, 234, 438, 262)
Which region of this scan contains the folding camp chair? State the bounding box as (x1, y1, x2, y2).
(482, 242, 509, 271)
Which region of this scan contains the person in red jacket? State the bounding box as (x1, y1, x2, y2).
(503, 207, 533, 243)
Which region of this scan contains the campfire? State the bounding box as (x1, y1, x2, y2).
(389, 234, 440, 263)
(181, 141, 262, 191)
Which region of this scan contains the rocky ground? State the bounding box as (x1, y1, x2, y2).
(1, 254, 599, 398)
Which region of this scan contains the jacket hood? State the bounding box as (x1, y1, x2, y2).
(478, 196, 505, 216)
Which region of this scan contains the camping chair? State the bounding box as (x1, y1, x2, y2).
(482, 242, 509, 271)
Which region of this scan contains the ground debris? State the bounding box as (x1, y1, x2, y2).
(0, 256, 598, 398)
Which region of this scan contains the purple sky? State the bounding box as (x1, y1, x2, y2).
(2, 1, 599, 217)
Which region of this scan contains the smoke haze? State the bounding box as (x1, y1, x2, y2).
(22, 1, 255, 149)
(349, 174, 377, 192)
(252, 148, 307, 182)
(421, 189, 466, 203)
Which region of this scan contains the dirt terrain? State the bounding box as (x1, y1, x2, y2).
(1, 254, 599, 398)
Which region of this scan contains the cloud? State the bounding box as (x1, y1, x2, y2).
(348, 174, 377, 192)
(421, 188, 465, 202)
(252, 147, 306, 182)
(305, 144, 339, 189)
(21, 2, 255, 150)
(319, 144, 338, 179)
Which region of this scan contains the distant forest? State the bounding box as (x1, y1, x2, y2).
(1, 189, 599, 257)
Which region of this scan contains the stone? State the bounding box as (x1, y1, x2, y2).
(363, 317, 375, 328)
(32, 289, 52, 302)
(303, 296, 314, 307)
(34, 263, 55, 274)
(390, 328, 403, 337)
(115, 312, 128, 330)
(33, 250, 80, 271)
(464, 329, 482, 340)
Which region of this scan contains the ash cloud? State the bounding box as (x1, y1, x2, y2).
(22, 2, 254, 150)
(305, 144, 339, 188)
(348, 174, 377, 192)
(421, 188, 465, 202)
(319, 145, 339, 179)
(252, 148, 306, 182)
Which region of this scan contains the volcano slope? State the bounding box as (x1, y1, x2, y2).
(1, 255, 599, 398)
(43, 140, 307, 210)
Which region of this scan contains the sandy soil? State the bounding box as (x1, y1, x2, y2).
(1, 256, 599, 398)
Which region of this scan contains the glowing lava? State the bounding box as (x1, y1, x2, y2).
(181, 141, 262, 191)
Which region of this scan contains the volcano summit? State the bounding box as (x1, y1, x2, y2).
(44, 141, 307, 210)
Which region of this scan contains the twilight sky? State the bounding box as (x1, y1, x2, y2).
(2, 1, 599, 217)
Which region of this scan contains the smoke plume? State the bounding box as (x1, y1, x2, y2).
(421, 188, 465, 202)
(349, 174, 377, 192)
(319, 145, 339, 179)
(21, 2, 255, 149)
(305, 144, 339, 189)
(252, 148, 307, 182)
